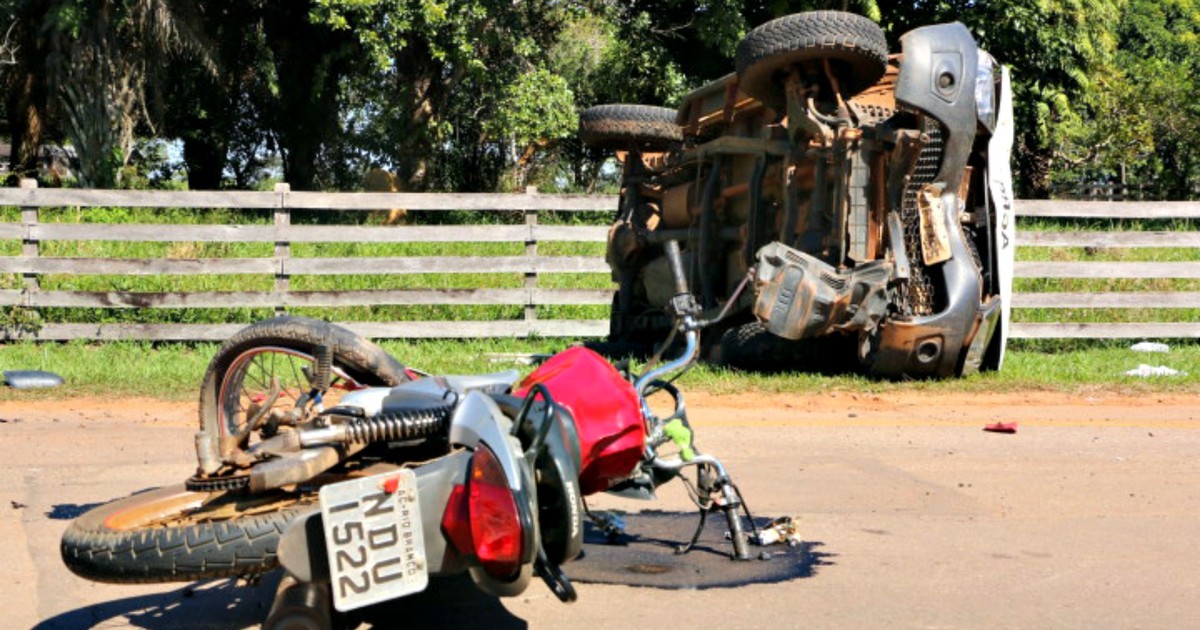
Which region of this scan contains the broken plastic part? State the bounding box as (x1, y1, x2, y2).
(2, 370, 64, 389)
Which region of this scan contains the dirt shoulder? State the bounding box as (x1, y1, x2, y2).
(3, 389, 1194, 429)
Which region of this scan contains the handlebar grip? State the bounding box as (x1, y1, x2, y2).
(664, 240, 689, 296)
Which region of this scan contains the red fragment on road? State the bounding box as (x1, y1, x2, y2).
(983, 422, 1018, 434)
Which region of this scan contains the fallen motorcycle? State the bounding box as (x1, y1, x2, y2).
(61, 239, 766, 628)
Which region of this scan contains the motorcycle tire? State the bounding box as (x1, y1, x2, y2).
(61, 485, 313, 583)
(735, 11, 888, 108)
(579, 104, 682, 152)
(198, 316, 410, 446)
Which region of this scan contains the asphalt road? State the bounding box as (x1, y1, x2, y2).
(3, 391, 1198, 630)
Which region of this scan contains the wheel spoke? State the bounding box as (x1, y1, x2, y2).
(219, 347, 326, 440)
(288, 357, 305, 402)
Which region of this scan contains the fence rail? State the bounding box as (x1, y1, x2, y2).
(1009, 200, 1199, 340)
(1, 182, 1197, 341)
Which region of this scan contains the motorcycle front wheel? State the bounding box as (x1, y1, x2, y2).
(198, 316, 411, 456)
(61, 485, 313, 584)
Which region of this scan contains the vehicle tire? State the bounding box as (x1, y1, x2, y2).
(198, 316, 410, 447)
(579, 104, 682, 152)
(717, 322, 787, 371)
(61, 485, 314, 583)
(717, 322, 859, 373)
(735, 11, 888, 108)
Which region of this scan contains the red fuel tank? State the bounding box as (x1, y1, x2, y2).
(516, 346, 645, 495)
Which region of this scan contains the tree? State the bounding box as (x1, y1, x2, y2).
(41, 0, 211, 188)
(1108, 0, 1200, 198)
(307, 0, 580, 191)
(160, 0, 271, 190)
(9, 0, 1187, 199)
(2, 1, 54, 182)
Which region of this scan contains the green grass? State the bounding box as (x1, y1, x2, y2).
(1, 338, 1196, 402)
(1, 209, 1198, 397)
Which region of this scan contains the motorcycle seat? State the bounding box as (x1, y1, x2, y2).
(441, 370, 521, 395)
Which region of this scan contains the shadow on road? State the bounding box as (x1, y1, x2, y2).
(34, 577, 279, 629)
(569, 510, 836, 589)
(46, 503, 104, 520)
(36, 510, 829, 628)
(348, 574, 528, 629)
(35, 572, 528, 630)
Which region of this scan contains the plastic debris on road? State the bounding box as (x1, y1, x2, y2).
(983, 422, 1018, 434)
(2, 370, 65, 389)
(1123, 364, 1186, 378)
(751, 516, 802, 547)
(1130, 342, 1171, 353)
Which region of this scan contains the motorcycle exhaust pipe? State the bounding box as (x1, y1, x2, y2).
(194, 430, 222, 476)
(249, 445, 349, 493)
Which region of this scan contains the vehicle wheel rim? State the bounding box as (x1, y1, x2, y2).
(217, 346, 363, 441)
(100, 486, 312, 531)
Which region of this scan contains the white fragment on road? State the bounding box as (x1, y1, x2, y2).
(1130, 342, 1171, 353)
(1123, 364, 1187, 377)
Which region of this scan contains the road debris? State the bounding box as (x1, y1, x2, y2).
(2, 370, 65, 389)
(751, 516, 802, 547)
(983, 422, 1018, 434)
(1123, 364, 1186, 378)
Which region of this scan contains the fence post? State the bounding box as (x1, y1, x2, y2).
(524, 186, 539, 327)
(19, 178, 39, 296)
(274, 182, 291, 316)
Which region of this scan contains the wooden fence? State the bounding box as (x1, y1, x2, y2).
(1010, 200, 1200, 340)
(1, 182, 1197, 341)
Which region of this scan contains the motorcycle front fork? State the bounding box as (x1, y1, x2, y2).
(654, 454, 758, 561)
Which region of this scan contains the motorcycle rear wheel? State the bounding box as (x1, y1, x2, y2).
(61, 485, 313, 584)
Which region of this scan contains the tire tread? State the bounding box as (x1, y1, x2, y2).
(735, 11, 888, 106)
(62, 496, 307, 584)
(580, 104, 682, 151)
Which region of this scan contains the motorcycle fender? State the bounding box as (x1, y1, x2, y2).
(533, 409, 585, 566)
(448, 390, 539, 596)
(277, 451, 474, 584)
(448, 391, 522, 492)
(986, 66, 1016, 369)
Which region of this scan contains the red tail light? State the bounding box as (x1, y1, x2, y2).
(441, 445, 524, 580)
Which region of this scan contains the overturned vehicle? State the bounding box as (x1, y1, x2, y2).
(582, 11, 1016, 378)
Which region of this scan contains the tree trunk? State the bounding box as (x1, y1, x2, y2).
(263, 3, 352, 191)
(6, 72, 48, 181)
(183, 136, 227, 189)
(1017, 141, 1053, 199)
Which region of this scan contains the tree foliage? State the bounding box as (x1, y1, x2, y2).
(0, 0, 1196, 199)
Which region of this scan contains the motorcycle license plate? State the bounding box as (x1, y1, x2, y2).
(319, 469, 428, 612)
